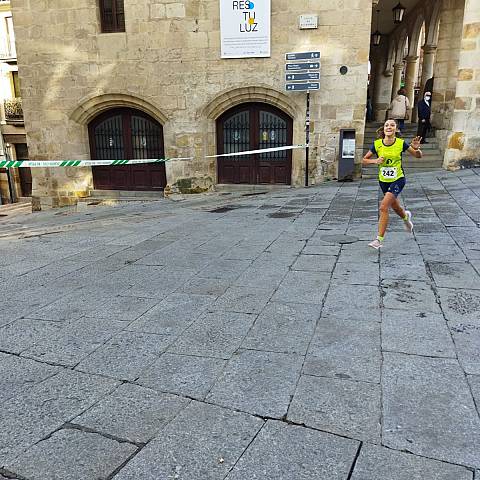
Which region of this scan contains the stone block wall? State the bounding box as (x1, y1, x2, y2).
(443, 0, 480, 168)
(11, 0, 372, 207)
(431, 0, 465, 157)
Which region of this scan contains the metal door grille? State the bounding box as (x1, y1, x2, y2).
(258, 111, 287, 160)
(223, 110, 250, 161)
(93, 114, 124, 160)
(131, 115, 163, 159)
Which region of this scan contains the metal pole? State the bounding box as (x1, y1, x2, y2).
(5, 145, 16, 203)
(305, 90, 310, 187)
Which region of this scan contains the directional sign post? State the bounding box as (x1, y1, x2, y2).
(286, 72, 320, 82)
(284, 52, 321, 187)
(286, 83, 319, 91)
(286, 62, 320, 71)
(286, 51, 320, 61)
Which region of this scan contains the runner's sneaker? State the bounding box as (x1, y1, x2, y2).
(404, 210, 413, 233)
(368, 238, 383, 250)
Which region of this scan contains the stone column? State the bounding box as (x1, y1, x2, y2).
(431, 0, 466, 157)
(373, 68, 394, 122)
(391, 63, 404, 100)
(419, 44, 437, 95)
(404, 55, 419, 122)
(443, 0, 480, 169)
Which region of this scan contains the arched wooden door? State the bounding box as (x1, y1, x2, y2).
(89, 108, 166, 191)
(217, 103, 293, 185)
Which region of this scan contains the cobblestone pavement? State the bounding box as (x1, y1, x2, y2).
(1, 168, 480, 479)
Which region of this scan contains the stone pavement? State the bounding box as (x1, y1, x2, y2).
(1, 168, 480, 479)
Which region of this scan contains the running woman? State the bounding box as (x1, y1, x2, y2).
(362, 119, 422, 249)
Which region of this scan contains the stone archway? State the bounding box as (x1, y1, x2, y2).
(200, 85, 304, 186)
(70, 93, 169, 126)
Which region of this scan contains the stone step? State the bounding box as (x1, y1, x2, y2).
(214, 184, 292, 194)
(90, 189, 165, 199)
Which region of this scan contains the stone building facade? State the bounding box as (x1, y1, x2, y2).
(11, 0, 372, 208)
(0, 0, 30, 204)
(369, 0, 480, 170)
(9, 0, 480, 208)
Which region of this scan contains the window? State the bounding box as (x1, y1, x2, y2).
(12, 71, 21, 97)
(99, 0, 125, 33)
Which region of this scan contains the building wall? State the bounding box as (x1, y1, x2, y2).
(11, 0, 372, 208)
(431, 0, 465, 156)
(443, 0, 480, 168)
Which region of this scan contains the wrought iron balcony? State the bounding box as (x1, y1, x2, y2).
(4, 97, 23, 122)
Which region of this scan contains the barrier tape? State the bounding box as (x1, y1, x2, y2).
(0, 145, 307, 168)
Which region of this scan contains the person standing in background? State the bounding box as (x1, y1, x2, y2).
(388, 88, 410, 131)
(417, 91, 432, 144)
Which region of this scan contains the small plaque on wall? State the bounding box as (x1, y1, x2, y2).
(299, 14, 318, 29)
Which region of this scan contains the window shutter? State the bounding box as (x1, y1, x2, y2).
(100, 0, 125, 33)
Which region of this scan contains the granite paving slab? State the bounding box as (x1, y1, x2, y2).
(437, 288, 480, 324)
(4, 428, 137, 480)
(382, 352, 480, 468)
(233, 265, 288, 289)
(21, 316, 127, 367)
(271, 271, 330, 304)
(448, 322, 480, 374)
(303, 316, 381, 383)
(428, 262, 480, 290)
(381, 279, 441, 313)
(93, 295, 159, 321)
(137, 353, 227, 399)
(74, 331, 172, 380)
(26, 290, 108, 323)
(351, 443, 474, 480)
(0, 353, 59, 403)
(302, 244, 341, 256)
(322, 284, 381, 322)
(382, 309, 456, 357)
(113, 401, 263, 480)
(126, 267, 198, 298)
(467, 375, 480, 412)
(241, 302, 320, 355)
(0, 318, 63, 355)
(287, 374, 381, 442)
(206, 349, 303, 418)
(332, 261, 379, 286)
(73, 383, 190, 443)
(127, 293, 215, 336)
(177, 276, 229, 296)
(291, 254, 337, 273)
(380, 254, 429, 281)
(0, 370, 119, 464)
(199, 259, 253, 281)
(225, 420, 359, 480)
(212, 286, 274, 314)
(168, 311, 255, 359)
(418, 243, 468, 262)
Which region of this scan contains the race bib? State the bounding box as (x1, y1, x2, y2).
(381, 167, 397, 179)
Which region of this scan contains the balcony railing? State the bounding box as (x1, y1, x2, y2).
(0, 41, 15, 60)
(4, 97, 23, 122)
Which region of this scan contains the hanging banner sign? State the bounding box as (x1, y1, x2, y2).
(220, 0, 271, 58)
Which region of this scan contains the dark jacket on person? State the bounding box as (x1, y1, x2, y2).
(417, 99, 431, 121)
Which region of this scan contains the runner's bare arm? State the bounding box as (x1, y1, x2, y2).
(362, 151, 383, 165)
(408, 136, 423, 158)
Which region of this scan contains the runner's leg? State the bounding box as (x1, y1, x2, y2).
(391, 197, 406, 218)
(378, 192, 396, 238)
